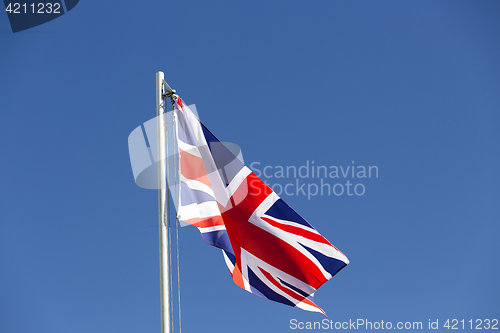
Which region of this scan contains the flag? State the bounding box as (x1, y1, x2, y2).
(173, 96, 349, 314)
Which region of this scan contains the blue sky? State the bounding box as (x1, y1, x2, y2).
(1, 1, 499, 332)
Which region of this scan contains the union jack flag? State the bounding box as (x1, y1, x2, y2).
(173, 96, 349, 314)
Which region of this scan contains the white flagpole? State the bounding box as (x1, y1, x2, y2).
(156, 71, 170, 333)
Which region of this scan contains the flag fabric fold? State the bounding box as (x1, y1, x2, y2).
(172, 96, 349, 314)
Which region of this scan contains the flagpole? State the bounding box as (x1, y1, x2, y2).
(156, 71, 170, 333)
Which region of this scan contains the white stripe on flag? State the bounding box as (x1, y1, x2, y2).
(178, 201, 221, 221)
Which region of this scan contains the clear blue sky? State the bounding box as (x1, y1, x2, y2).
(1, 1, 499, 332)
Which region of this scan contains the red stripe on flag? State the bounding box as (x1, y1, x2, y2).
(182, 215, 224, 229)
(179, 148, 212, 187)
(261, 217, 332, 246)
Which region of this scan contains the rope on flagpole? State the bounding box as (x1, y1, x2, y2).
(163, 93, 174, 333)
(168, 98, 174, 333)
(172, 98, 182, 333)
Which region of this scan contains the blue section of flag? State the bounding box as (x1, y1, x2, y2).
(201, 230, 233, 254)
(180, 183, 215, 206)
(299, 243, 347, 277)
(277, 278, 310, 298)
(265, 199, 313, 229)
(201, 124, 219, 154)
(247, 267, 295, 307)
(201, 123, 244, 186)
(223, 249, 236, 264)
